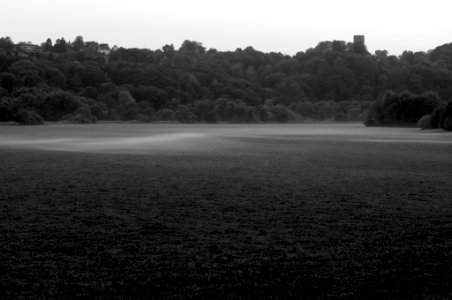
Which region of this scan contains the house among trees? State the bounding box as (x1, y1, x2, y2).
(18, 43, 41, 53)
(99, 43, 110, 55)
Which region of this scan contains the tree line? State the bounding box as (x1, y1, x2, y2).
(1, 36, 452, 129)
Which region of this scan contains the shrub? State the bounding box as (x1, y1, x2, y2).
(439, 102, 452, 130)
(0, 97, 24, 121)
(267, 105, 290, 123)
(157, 108, 175, 121)
(429, 106, 444, 129)
(136, 113, 152, 123)
(257, 106, 270, 122)
(365, 91, 443, 127)
(120, 103, 138, 121)
(64, 104, 97, 123)
(315, 102, 337, 120)
(347, 107, 362, 121)
(137, 101, 156, 122)
(175, 105, 197, 123)
(334, 112, 348, 122)
(15, 109, 44, 125)
(417, 115, 433, 130)
(194, 100, 217, 123)
(105, 109, 120, 121)
(42, 90, 80, 121)
(442, 117, 452, 131)
(293, 102, 315, 120)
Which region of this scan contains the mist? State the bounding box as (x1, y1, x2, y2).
(1, 123, 450, 154)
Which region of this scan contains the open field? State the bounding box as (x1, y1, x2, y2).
(0, 123, 451, 299)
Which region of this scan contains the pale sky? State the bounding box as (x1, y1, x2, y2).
(2, 0, 451, 56)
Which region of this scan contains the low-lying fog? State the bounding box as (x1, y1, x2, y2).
(0, 123, 451, 154)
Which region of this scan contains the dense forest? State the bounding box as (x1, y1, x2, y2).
(1, 36, 452, 129)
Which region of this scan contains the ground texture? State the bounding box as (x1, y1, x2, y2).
(0, 124, 451, 299)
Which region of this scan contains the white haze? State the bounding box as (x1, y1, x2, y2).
(1, 124, 451, 155)
(2, 0, 452, 55)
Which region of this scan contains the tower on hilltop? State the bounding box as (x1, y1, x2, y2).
(353, 35, 367, 54)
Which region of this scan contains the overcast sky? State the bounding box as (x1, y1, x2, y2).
(2, 0, 451, 56)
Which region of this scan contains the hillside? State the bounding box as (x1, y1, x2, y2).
(1, 36, 452, 125)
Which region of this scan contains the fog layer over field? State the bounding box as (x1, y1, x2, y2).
(1, 123, 452, 298)
(0, 123, 451, 154)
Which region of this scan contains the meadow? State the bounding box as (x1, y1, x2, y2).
(0, 123, 451, 299)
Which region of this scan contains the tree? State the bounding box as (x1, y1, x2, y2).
(194, 99, 217, 123)
(65, 103, 96, 123)
(42, 90, 80, 121)
(118, 90, 138, 120)
(179, 40, 205, 54)
(365, 91, 443, 126)
(332, 40, 347, 52)
(1, 34, 452, 126)
(45, 68, 67, 88)
(268, 105, 290, 123)
(53, 38, 68, 53)
(71, 35, 84, 51)
(0, 97, 22, 121)
(157, 108, 175, 121)
(0, 37, 14, 53)
(0, 72, 17, 92)
(15, 109, 44, 125)
(439, 101, 452, 130)
(42, 38, 53, 52)
(175, 105, 196, 123)
(9, 60, 44, 87)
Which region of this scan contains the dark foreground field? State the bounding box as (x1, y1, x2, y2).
(0, 124, 451, 299)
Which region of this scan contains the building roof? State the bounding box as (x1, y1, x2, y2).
(18, 44, 41, 53)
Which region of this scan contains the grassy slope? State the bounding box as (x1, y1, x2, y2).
(0, 130, 451, 299)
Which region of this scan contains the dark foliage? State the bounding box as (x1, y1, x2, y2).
(439, 101, 452, 130)
(365, 91, 443, 126)
(2, 36, 452, 126)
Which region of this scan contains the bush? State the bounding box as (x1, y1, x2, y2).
(15, 109, 44, 125)
(137, 102, 156, 122)
(157, 108, 175, 121)
(293, 102, 315, 120)
(267, 105, 290, 123)
(365, 91, 443, 127)
(136, 113, 152, 123)
(230, 102, 254, 123)
(120, 106, 139, 121)
(42, 90, 80, 121)
(105, 109, 120, 121)
(417, 115, 433, 130)
(430, 106, 444, 129)
(0, 97, 24, 121)
(63, 104, 96, 123)
(194, 100, 217, 123)
(347, 106, 362, 121)
(175, 105, 197, 123)
(315, 102, 337, 120)
(439, 102, 452, 130)
(257, 106, 270, 122)
(443, 117, 452, 131)
(334, 112, 348, 122)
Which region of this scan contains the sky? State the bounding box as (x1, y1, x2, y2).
(2, 0, 452, 56)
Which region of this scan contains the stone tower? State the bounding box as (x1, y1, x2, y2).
(354, 35, 365, 47)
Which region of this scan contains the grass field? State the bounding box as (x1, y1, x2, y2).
(0, 123, 451, 299)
